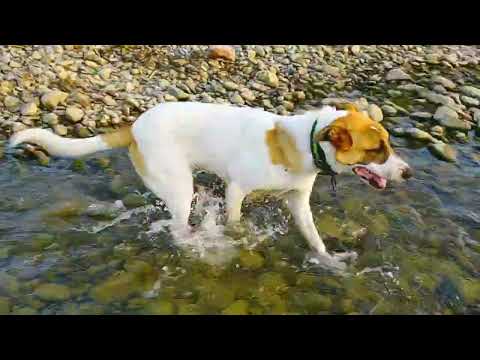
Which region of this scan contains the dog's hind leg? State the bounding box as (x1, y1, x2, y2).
(136, 154, 194, 234)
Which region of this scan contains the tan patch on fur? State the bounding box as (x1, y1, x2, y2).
(101, 127, 133, 149)
(315, 109, 393, 166)
(265, 123, 303, 172)
(128, 140, 146, 177)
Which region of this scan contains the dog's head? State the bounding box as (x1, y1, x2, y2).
(315, 104, 412, 189)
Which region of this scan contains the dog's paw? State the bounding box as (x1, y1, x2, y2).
(304, 250, 357, 273)
(330, 250, 358, 264)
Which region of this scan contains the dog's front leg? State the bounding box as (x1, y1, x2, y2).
(286, 190, 327, 254)
(225, 183, 246, 224)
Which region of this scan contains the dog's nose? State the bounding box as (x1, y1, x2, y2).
(401, 167, 413, 180)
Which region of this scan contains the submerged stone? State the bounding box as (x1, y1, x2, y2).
(12, 306, 37, 315)
(0, 296, 11, 314)
(196, 280, 236, 310)
(90, 272, 143, 304)
(461, 279, 480, 305)
(145, 300, 176, 315)
(221, 300, 250, 315)
(122, 193, 147, 208)
(177, 303, 202, 315)
(85, 203, 123, 220)
(295, 273, 318, 289)
(45, 200, 86, 218)
(435, 277, 464, 312)
(291, 292, 333, 314)
(34, 283, 72, 302)
(0, 273, 20, 296)
(239, 249, 265, 270)
(258, 272, 288, 294)
(428, 142, 457, 162)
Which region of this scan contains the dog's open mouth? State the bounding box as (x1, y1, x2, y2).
(353, 166, 387, 189)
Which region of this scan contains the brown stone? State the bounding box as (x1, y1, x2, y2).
(208, 45, 236, 62)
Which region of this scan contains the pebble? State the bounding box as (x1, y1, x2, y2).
(434, 106, 471, 130)
(460, 95, 479, 107)
(473, 109, 480, 126)
(367, 103, 383, 122)
(122, 193, 147, 208)
(208, 45, 236, 62)
(99, 67, 112, 80)
(320, 65, 341, 77)
(75, 124, 91, 138)
(381, 105, 397, 116)
(404, 128, 435, 142)
(397, 84, 424, 92)
(410, 112, 433, 120)
(431, 75, 456, 90)
(460, 85, 480, 99)
(85, 202, 123, 220)
(257, 70, 279, 87)
(65, 106, 84, 123)
(168, 86, 190, 101)
(102, 95, 117, 106)
(4, 95, 21, 111)
(41, 90, 68, 110)
(240, 88, 256, 102)
(53, 124, 68, 136)
(0, 297, 11, 314)
(12, 122, 27, 132)
(71, 91, 91, 108)
(34, 283, 72, 301)
(386, 68, 412, 81)
(223, 81, 239, 91)
(350, 45, 361, 55)
(430, 125, 444, 137)
(230, 93, 245, 105)
(419, 90, 457, 108)
(20, 102, 38, 116)
(42, 113, 59, 125)
(429, 142, 457, 162)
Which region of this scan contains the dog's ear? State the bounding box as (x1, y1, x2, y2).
(315, 125, 353, 152)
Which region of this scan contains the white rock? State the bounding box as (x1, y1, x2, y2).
(65, 106, 84, 123)
(386, 68, 412, 81)
(53, 124, 68, 136)
(41, 90, 68, 110)
(20, 102, 38, 116)
(433, 106, 471, 130)
(368, 104, 383, 122)
(12, 122, 27, 132)
(42, 113, 59, 125)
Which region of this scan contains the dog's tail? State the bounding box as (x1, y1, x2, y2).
(9, 126, 134, 158)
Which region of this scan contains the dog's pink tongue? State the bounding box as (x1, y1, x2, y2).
(354, 167, 387, 189)
(375, 176, 387, 189)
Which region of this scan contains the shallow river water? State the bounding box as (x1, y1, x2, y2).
(1, 135, 479, 315)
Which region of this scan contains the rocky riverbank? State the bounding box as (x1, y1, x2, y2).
(1, 45, 480, 163)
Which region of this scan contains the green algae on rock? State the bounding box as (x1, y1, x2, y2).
(0, 296, 11, 314)
(238, 249, 265, 270)
(221, 300, 250, 315)
(34, 283, 72, 302)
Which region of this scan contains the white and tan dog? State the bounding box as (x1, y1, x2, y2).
(10, 102, 412, 261)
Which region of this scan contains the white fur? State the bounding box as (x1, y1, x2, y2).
(10, 102, 411, 257)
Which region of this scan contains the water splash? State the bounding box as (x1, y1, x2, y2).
(147, 189, 239, 266)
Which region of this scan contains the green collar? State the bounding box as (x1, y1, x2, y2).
(309, 119, 338, 191)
